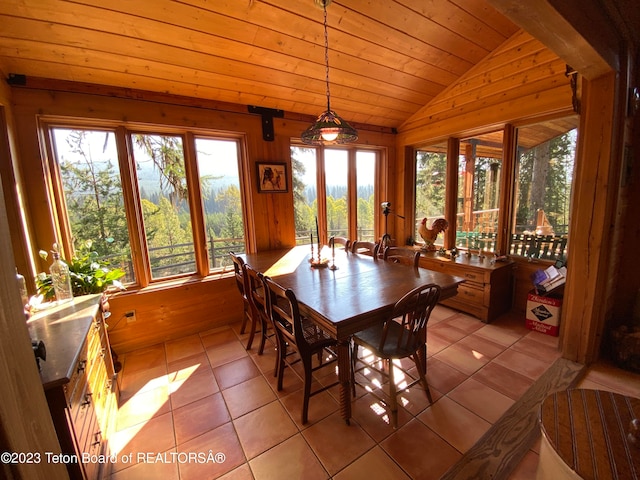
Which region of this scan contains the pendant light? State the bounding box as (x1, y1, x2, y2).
(301, 0, 358, 145)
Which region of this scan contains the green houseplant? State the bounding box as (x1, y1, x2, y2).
(36, 241, 125, 300)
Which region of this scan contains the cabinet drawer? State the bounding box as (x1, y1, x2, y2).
(455, 283, 485, 306)
(459, 270, 487, 284)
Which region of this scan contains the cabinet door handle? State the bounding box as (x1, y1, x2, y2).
(92, 430, 102, 448)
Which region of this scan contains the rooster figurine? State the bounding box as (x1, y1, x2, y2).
(418, 218, 449, 251)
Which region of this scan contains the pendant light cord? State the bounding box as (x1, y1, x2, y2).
(323, 4, 331, 112)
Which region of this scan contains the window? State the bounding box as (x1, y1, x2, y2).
(291, 145, 379, 244)
(414, 144, 447, 246)
(51, 128, 135, 282)
(511, 119, 577, 260)
(46, 123, 247, 288)
(356, 151, 376, 241)
(457, 131, 503, 253)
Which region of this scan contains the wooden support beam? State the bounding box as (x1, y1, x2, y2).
(486, 0, 618, 79)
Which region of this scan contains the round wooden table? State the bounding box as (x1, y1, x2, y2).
(537, 389, 640, 479)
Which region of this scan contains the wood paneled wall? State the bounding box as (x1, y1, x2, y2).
(398, 30, 572, 145)
(9, 86, 396, 353)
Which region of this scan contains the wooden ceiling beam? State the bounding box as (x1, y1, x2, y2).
(486, 0, 618, 79)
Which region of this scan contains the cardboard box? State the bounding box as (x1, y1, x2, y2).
(526, 291, 562, 336)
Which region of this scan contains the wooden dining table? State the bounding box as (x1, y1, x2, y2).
(240, 245, 465, 424)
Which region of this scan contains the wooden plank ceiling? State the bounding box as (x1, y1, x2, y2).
(0, 0, 522, 130)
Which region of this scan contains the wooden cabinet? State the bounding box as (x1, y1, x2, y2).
(27, 295, 118, 480)
(418, 252, 514, 322)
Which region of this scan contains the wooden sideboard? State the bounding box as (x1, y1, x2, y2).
(27, 294, 118, 480)
(418, 251, 514, 322)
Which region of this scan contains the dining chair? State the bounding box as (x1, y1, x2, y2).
(329, 236, 351, 251)
(382, 245, 421, 268)
(229, 252, 252, 336)
(351, 283, 441, 428)
(263, 275, 339, 424)
(351, 240, 379, 257)
(243, 263, 276, 361)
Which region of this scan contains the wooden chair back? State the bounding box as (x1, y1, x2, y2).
(329, 236, 351, 251)
(382, 246, 420, 268)
(229, 251, 247, 297)
(263, 276, 306, 351)
(244, 263, 278, 354)
(379, 283, 441, 354)
(230, 251, 252, 335)
(351, 241, 379, 257)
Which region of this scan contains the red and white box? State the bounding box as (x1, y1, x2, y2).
(526, 291, 562, 336)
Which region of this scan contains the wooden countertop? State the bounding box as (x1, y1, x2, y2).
(27, 295, 101, 390)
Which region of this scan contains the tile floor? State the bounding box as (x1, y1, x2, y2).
(107, 306, 640, 480)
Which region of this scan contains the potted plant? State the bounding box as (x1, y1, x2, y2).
(36, 241, 126, 300)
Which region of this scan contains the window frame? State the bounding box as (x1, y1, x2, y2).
(291, 142, 383, 245)
(409, 116, 576, 263)
(40, 117, 253, 290)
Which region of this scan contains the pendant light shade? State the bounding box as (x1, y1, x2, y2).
(301, 0, 358, 145)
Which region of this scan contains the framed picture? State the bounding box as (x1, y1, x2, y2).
(257, 162, 288, 193)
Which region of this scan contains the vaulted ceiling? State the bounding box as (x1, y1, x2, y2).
(0, 0, 522, 130)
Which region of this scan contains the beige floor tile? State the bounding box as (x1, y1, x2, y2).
(173, 393, 230, 445)
(116, 384, 171, 431)
(119, 366, 169, 402)
(176, 423, 246, 480)
(168, 360, 220, 411)
(302, 411, 376, 475)
(428, 322, 469, 344)
(472, 362, 534, 400)
(206, 341, 249, 369)
(435, 342, 491, 376)
(493, 348, 552, 380)
(426, 357, 469, 394)
(279, 388, 339, 428)
(351, 393, 413, 442)
(474, 323, 524, 348)
(216, 463, 254, 480)
(165, 334, 205, 364)
(110, 412, 176, 472)
(381, 419, 461, 480)
(214, 356, 260, 390)
(333, 446, 411, 480)
(443, 313, 485, 334)
(249, 348, 278, 375)
(222, 375, 277, 418)
(447, 377, 514, 423)
(122, 344, 167, 374)
(233, 400, 298, 459)
(426, 330, 453, 356)
(110, 447, 179, 480)
(249, 434, 328, 480)
(199, 326, 240, 349)
(509, 336, 561, 362)
(418, 396, 491, 453)
(429, 305, 460, 324)
(455, 332, 507, 359)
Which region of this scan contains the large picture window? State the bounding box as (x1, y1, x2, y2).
(414, 143, 447, 247)
(46, 123, 247, 287)
(291, 145, 379, 244)
(511, 120, 577, 261)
